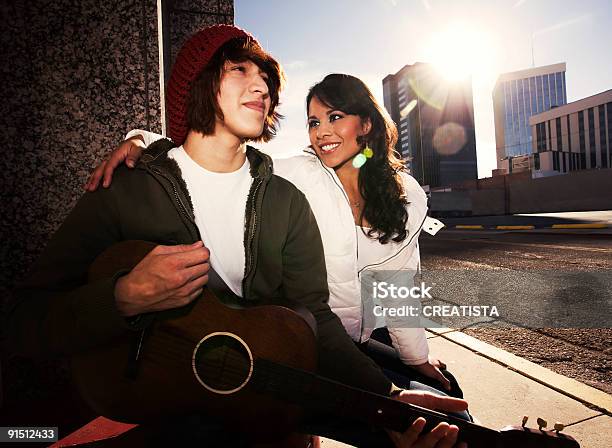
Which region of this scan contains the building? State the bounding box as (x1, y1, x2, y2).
(383, 62, 477, 188)
(493, 63, 567, 170)
(527, 89, 612, 177)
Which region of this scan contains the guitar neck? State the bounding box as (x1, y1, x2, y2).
(251, 358, 501, 448)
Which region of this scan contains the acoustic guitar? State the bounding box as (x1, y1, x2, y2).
(72, 241, 580, 447)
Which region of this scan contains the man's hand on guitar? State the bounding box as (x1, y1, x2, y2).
(114, 241, 210, 317)
(389, 418, 462, 448)
(388, 390, 468, 448)
(85, 134, 145, 191)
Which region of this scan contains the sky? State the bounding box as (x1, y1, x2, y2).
(234, 0, 612, 178)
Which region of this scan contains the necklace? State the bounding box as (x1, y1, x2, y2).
(350, 200, 361, 209)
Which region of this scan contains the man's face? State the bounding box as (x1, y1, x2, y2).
(215, 59, 271, 140)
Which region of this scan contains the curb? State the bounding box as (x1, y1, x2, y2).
(450, 223, 610, 231)
(426, 327, 612, 414)
(551, 223, 609, 229)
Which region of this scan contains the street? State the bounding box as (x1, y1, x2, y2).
(419, 229, 612, 395)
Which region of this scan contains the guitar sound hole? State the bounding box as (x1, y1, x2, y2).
(192, 333, 252, 394)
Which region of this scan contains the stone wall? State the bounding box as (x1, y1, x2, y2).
(0, 0, 233, 428)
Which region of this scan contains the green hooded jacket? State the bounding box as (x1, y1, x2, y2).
(5, 139, 392, 396)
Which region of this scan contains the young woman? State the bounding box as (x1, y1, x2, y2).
(87, 74, 465, 401)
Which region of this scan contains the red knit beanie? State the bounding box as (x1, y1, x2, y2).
(166, 24, 252, 145)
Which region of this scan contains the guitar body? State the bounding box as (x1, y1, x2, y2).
(71, 241, 318, 438)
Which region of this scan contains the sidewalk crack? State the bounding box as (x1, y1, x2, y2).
(563, 413, 606, 428)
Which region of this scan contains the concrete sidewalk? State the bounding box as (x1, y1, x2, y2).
(320, 329, 612, 448)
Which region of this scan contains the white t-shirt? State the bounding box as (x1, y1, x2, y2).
(168, 146, 251, 297)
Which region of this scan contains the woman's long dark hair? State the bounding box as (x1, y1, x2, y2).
(306, 74, 409, 244)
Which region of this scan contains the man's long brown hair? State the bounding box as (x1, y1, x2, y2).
(187, 37, 285, 142)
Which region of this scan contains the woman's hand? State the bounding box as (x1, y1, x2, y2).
(412, 357, 451, 392)
(84, 135, 145, 191)
(387, 390, 468, 448)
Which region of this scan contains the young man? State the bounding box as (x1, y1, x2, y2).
(5, 25, 466, 447)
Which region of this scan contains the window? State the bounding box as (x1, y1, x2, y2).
(579, 111, 586, 154)
(529, 77, 537, 115)
(504, 84, 511, 139)
(511, 80, 519, 137)
(562, 152, 567, 172)
(561, 72, 567, 104)
(556, 72, 565, 106)
(517, 80, 525, 122)
(553, 150, 559, 171)
(536, 123, 544, 152)
(543, 75, 551, 110)
(574, 153, 579, 171)
(556, 118, 562, 151)
(536, 75, 544, 112)
(567, 115, 572, 152)
(504, 82, 511, 113)
(608, 103, 612, 167)
(547, 121, 552, 151)
(550, 73, 557, 107)
(534, 153, 540, 170)
(600, 106, 608, 168)
(588, 108, 596, 168)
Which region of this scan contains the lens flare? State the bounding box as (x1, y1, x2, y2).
(424, 22, 498, 85)
(432, 122, 467, 155)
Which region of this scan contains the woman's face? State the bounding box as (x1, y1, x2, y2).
(216, 59, 271, 140)
(307, 96, 371, 170)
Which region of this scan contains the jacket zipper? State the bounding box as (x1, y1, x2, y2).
(242, 176, 263, 298)
(357, 211, 428, 275)
(311, 152, 365, 341)
(150, 166, 198, 239)
(312, 155, 360, 258)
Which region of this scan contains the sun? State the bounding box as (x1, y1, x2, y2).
(425, 22, 498, 84)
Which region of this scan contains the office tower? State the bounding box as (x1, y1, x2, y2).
(493, 63, 567, 170)
(383, 62, 477, 188)
(529, 89, 612, 176)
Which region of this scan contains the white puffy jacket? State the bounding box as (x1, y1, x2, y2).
(130, 130, 432, 365)
(274, 150, 430, 365)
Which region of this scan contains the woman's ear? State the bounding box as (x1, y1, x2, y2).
(361, 117, 372, 136)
